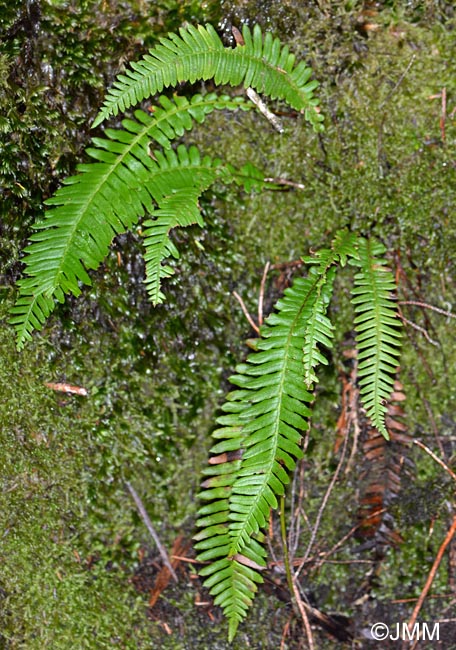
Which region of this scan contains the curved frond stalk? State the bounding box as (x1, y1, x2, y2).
(93, 24, 324, 132)
(350, 239, 402, 439)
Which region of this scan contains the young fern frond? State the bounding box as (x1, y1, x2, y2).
(142, 187, 205, 305)
(301, 229, 358, 387)
(93, 24, 323, 131)
(301, 266, 336, 387)
(140, 151, 276, 306)
(350, 239, 402, 439)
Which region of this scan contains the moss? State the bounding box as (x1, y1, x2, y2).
(1, 0, 456, 647)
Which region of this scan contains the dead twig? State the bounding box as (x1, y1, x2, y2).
(232, 26, 284, 133)
(413, 440, 456, 483)
(407, 515, 456, 633)
(398, 300, 456, 320)
(291, 576, 315, 650)
(126, 481, 178, 582)
(232, 291, 260, 334)
(246, 87, 285, 133)
(397, 312, 438, 346)
(44, 382, 88, 396)
(264, 177, 305, 190)
(380, 55, 416, 108)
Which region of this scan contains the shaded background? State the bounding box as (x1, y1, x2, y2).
(1, 1, 455, 648)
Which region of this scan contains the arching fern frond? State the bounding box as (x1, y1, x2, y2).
(93, 24, 323, 132)
(140, 151, 277, 306)
(350, 239, 402, 439)
(11, 93, 251, 349)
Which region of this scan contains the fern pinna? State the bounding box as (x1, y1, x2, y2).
(10, 24, 322, 350)
(195, 233, 402, 639)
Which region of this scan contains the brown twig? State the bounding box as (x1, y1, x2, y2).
(258, 261, 270, 326)
(398, 300, 456, 319)
(291, 576, 315, 650)
(413, 439, 456, 483)
(397, 312, 438, 346)
(441, 87, 446, 142)
(232, 291, 260, 334)
(407, 515, 456, 632)
(126, 481, 178, 582)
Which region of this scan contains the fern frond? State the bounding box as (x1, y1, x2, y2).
(140, 152, 273, 305)
(93, 24, 323, 131)
(302, 266, 336, 387)
(9, 291, 57, 348)
(195, 274, 326, 636)
(350, 239, 402, 439)
(11, 93, 250, 349)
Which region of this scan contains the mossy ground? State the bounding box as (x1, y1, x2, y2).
(1, 1, 455, 648)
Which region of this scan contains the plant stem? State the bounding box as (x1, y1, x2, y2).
(280, 495, 315, 649)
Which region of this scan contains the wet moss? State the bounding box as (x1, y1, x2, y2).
(1, 0, 456, 647)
